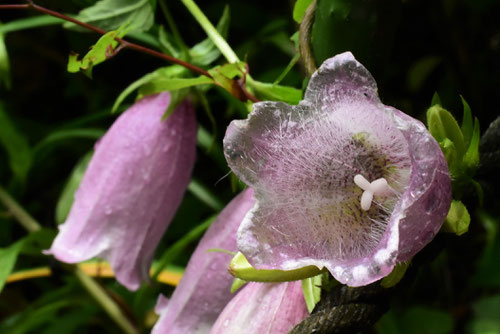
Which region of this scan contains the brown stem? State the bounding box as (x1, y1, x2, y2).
(299, 0, 317, 77)
(0, 2, 261, 102)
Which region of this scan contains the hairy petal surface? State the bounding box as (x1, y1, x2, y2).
(224, 52, 451, 286)
(48, 92, 197, 290)
(209, 281, 308, 334)
(152, 189, 255, 334)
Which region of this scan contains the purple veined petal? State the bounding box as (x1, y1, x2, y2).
(223, 52, 451, 287)
(48, 92, 197, 291)
(152, 188, 255, 334)
(209, 281, 309, 334)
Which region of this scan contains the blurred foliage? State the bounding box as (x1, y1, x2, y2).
(0, 0, 499, 333)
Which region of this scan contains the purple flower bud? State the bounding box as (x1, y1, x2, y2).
(223, 52, 451, 287)
(152, 189, 255, 334)
(48, 92, 197, 291)
(210, 281, 309, 334)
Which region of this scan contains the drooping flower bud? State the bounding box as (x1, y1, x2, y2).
(48, 92, 197, 291)
(224, 52, 451, 287)
(152, 189, 255, 334)
(210, 281, 309, 334)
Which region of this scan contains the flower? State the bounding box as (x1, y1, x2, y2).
(209, 281, 309, 334)
(48, 92, 197, 291)
(152, 188, 255, 334)
(223, 52, 451, 287)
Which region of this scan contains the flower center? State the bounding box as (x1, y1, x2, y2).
(353, 174, 392, 211)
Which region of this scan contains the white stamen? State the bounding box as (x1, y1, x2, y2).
(354, 174, 391, 211)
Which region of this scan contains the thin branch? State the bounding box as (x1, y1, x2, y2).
(299, 0, 317, 77)
(0, 2, 211, 78)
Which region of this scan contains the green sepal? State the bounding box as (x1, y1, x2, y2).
(229, 252, 325, 282)
(431, 91, 442, 106)
(460, 95, 473, 147)
(381, 261, 410, 288)
(426, 105, 466, 160)
(67, 25, 129, 78)
(441, 200, 471, 236)
(463, 117, 480, 174)
(302, 274, 322, 313)
(230, 278, 247, 293)
(439, 138, 458, 176)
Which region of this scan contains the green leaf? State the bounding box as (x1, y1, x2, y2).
(0, 104, 32, 184)
(64, 0, 155, 33)
(190, 5, 230, 66)
(441, 200, 471, 236)
(381, 261, 410, 288)
(460, 96, 473, 147)
(230, 278, 247, 293)
(33, 128, 104, 154)
(187, 179, 224, 211)
(463, 117, 480, 173)
(426, 105, 466, 160)
(139, 75, 214, 97)
(439, 138, 458, 175)
(431, 92, 442, 106)
(407, 56, 442, 93)
(248, 80, 302, 105)
(0, 16, 63, 35)
(229, 252, 325, 282)
(470, 294, 500, 334)
(158, 26, 181, 58)
(293, 0, 314, 23)
(112, 65, 189, 113)
(0, 238, 25, 292)
(0, 25, 11, 89)
(67, 26, 128, 78)
(208, 62, 246, 95)
(302, 274, 322, 313)
(55, 152, 93, 224)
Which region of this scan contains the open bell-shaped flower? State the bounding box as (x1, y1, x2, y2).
(48, 92, 197, 291)
(152, 188, 255, 334)
(209, 281, 309, 334)
(223, 52, 451, 287)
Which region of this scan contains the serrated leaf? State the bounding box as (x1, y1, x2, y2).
(67, 26, 128, 78)
(302, 274, 322, 313)
(190, 5, 230, 66)
(0, 104, 32, 183)
(293, 0, 314, 23)
(0, 239, 25, 292)
(64, 0, 155, 33)
(460, 96, 473, 147)
(441, 200, 471, 236)
(55, 152, 93, 224)
(249, 80, 302, 105)
(426, 105, 466, 160)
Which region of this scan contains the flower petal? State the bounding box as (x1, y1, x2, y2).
(224, 52, 451, 287)
(152, 189, 255, 334)
(49, 92, 197, 291)
(209, 281, 308, 334)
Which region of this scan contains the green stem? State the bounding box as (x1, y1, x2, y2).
(152, 215, 216, 280)
(0, 186, 40, 233)
(0, 185, 137, 334)
(188, 179, 224, 211)
(74, 268, 138, 334)
(180, 0, 239, 63)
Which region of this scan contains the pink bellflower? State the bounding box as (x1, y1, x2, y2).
(152, 188, 255, 334)
(223, 52, 451, 287)
(210, 281, 309, 334)
(48, 92, 197, 291)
